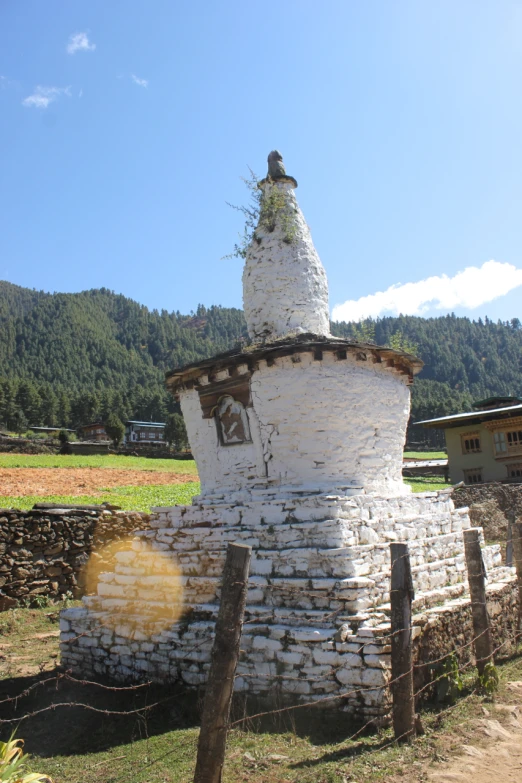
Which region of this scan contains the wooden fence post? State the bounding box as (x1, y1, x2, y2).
(193, 542, 252, 783)
(463, 528, 493, 675)
(506, 511, 514, 567)
(390, 542, 416, 742)
(512, 521, 522, 635)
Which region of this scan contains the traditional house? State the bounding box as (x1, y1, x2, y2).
(418, 396, 522, 484)
(77, 423, 109, 442)
(124, 421, 166, 446)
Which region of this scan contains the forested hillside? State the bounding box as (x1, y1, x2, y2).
(0, 281, 520, 444)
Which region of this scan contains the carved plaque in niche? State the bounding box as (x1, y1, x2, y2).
(198, 374, 252, 419)
(215, 395, 252, 446)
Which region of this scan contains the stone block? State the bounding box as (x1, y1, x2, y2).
(252, 636, 282, 652)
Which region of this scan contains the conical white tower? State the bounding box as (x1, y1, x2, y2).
(242, 151, 330, 343)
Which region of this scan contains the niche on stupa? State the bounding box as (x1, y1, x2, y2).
(214, 395, 252, 446)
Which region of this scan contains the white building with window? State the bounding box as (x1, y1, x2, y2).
(418, 396, 522, 484)
(124, 421, 166, 446)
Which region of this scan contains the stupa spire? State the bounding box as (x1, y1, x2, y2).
(242, 151, 330, 343)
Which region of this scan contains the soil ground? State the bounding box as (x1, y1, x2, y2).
(0, 467, 194, 497)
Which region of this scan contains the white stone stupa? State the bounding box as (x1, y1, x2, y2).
(61, 152, 509, 718)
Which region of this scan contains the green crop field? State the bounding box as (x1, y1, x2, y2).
(0, 453, 198, 474)
(404, 476, 448, 492)
(0, 453, 448, 512)
(0, 482, 202, 513)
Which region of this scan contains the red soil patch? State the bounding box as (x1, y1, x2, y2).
(0, 467, 193, 497)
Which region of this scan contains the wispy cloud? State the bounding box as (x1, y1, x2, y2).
(22, 85, 71, 109)
(332, 260, 522, 322)
(67, 32, 96, 55)
(131, 74, 148, 87)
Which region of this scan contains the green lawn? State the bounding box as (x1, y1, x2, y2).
(0, 453, 198, 474)
(404, 476, 448, 492)
(0, 478, 445, 510)
(403, 451, 446, 459)
(0, 482, 201, 513)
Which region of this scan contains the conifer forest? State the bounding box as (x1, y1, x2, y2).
(0, 280, 520, 445)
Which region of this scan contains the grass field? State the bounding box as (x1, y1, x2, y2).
(0, 453, 200, 511)
(0, 453, 198, 474)
(0, 453, 448, 511)
(1, 605, 521, 783)
(404, 476, 448, 492)
(0, 482, 201, 512)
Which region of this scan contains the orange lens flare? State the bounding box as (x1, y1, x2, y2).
(82, 537, 185, 639)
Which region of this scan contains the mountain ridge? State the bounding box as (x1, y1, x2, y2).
(0, 280, 520, 444)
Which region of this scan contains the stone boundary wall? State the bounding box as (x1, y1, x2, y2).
(413, 576, 518, 702)
(0, 506, 150, 609)
(453, 483, 522, 517)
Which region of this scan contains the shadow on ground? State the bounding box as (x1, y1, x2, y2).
(0, 669, 201, 757)
(0, 668, 379, 759)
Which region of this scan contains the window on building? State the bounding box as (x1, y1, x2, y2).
(463, 468, 483, 485)
(140, 432, 147, 439)
(493, 431, 507, 454)
(461, 433, 481, 454)
(149, 433, 155, 439)
(507, 429, 522, 449)
(507, 463, 522, 479)
(158, 433, 164, 439)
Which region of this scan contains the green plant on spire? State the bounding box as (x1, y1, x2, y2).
(257, 185, 297, 244)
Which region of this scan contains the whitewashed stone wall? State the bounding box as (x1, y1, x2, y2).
(60, 489, 513, 717)
(180, 351, 411, 499)
(242, 179, 330, 342)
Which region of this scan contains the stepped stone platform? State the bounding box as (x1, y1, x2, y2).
(60, 489, 515, 718)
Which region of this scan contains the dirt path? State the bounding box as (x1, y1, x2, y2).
(424, 685, 522, 783)
(0, 467, 194, 496)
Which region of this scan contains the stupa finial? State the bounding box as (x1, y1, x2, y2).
(267, 150, 286, 179)
(264, 150, 298, 188)
(242, 151, 329, 343)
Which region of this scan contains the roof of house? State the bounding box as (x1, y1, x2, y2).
(416, 403, 522, 429)
(125, 421, 166, 427)
(472, 396, 522, 410)
(29, 426, 76, 432)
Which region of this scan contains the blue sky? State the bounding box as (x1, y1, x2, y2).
(1, 0, 522, 321)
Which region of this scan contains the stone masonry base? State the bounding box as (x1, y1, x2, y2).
(60, 490, 518, 719)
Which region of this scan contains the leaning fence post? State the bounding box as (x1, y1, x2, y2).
(463, 528, 493, 675)
(193, 542, 252, 783)
(512, 521, 522, 637)
(390, 542, 416, 742)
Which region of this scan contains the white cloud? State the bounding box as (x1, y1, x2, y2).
(331, 260, 522, 322)
(67, 32, 96, 55)
(22, 85, 71, 109)
(131, 74, 148, 87)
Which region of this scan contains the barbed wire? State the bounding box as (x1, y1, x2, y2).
(0, 530, 521, 780)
